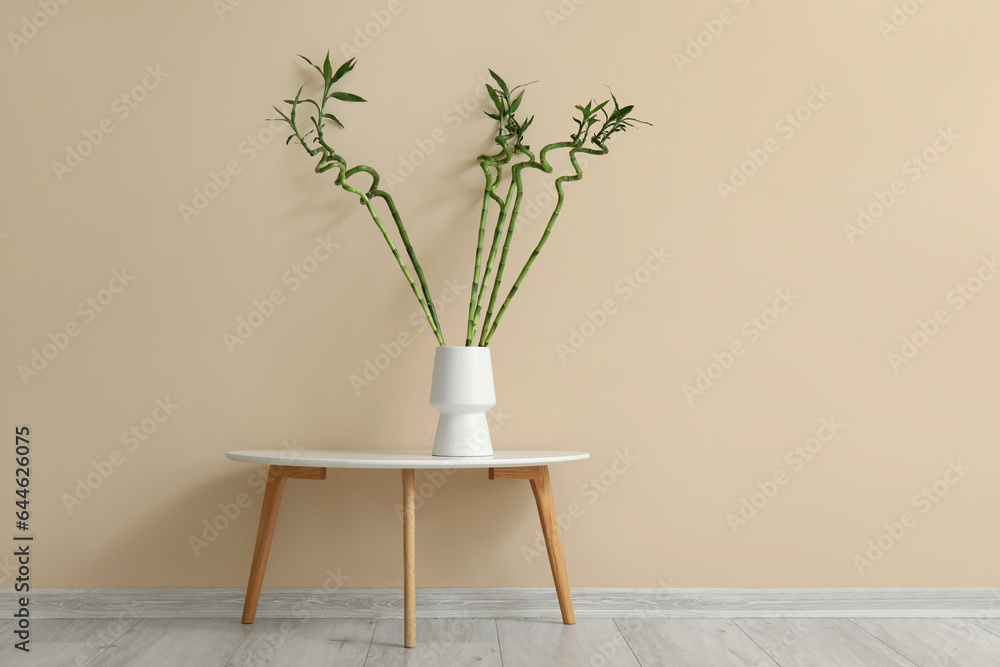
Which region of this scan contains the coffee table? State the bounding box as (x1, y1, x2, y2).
(225, 449, 590, 648)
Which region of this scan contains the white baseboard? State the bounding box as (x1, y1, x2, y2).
(6, 588, 1000, 620)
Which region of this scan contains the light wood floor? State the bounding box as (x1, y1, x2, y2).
(6, 616, 1000, 666)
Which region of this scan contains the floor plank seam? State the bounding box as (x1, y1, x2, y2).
(83, 619, 138, 667)
(852, 618, 922, 667)
(493, 618, 504, 667)
(967, 616, 1000, 640)
(730, 618, 783, 667)
(224, 618, 259, 667)
(363, 618, 377, 666)
(611, 618, 644, 667)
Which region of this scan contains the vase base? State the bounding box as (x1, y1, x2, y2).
(431, 412, 493, 457)
(430, 452, 494, 457)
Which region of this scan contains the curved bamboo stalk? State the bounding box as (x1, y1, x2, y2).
(478, 147, 536, 345)
(468, 131, 520, 339)
(316, 159, 445, 345)
(478, 142, 577, 344)
(482, 144, 607, 346)
(277, 66, 445, 345)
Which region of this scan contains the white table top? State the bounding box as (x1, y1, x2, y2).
(226, 450, 589, 469)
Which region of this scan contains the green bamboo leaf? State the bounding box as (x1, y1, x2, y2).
(283, 84, 306, 107)
(322, 52, 333, 85)
(290, 84, 305, 123)
(323, 113, 344, 128)
(272, 106, 291, 123)
(486, 85, 503, 113)
(509, 91, 524, 115)
(484, 111, 501, 120)
(298, 54, 323, 77)
(330, 91, 366, 102)
(332, 57, 356, 83)
(286, 134, 295, 145)
(488, 69, 509, 95)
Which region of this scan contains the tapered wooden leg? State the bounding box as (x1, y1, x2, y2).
(529, 466, 575, 624)
(241, 465, 326, 624)
(402, 468, 416, 648)
(489, 465, 575, 624)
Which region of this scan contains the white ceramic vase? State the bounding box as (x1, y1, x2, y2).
(430, 346, 495, 457)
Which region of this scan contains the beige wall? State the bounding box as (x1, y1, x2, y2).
(3, 0, 1000, 590)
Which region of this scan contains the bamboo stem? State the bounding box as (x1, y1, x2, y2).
(482, 145, 607, 346)
(373, 189, 444, 345)
(280, 80, 445, 345)
(316, 160, 444, 345)
(478, 152, 533, 345)
(468, 134, 519, 340)
(472, 176, 516, 333)
(467, 165, 495, 346)
(279, 60, 643, 349)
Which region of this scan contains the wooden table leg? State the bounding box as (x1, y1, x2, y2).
(402, 468, 416, 648)
(241, 465, 326, 624)
(489, 465, 575, 624)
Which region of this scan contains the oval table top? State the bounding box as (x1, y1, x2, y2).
(226, 449, 590, 469)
